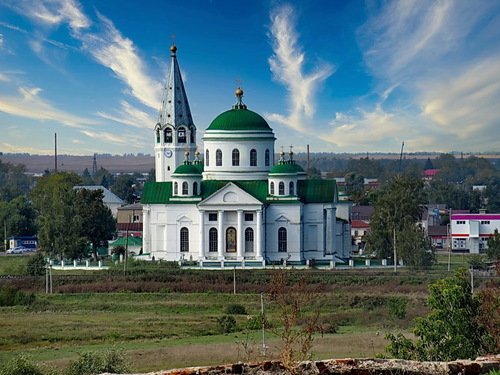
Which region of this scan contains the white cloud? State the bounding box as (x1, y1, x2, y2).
(80, 129, 148, 149)
(0, 86, 98, 127)
(96, 100, 155, 129)
(266, 4, 334, 133)
(0, 142, 54, 154)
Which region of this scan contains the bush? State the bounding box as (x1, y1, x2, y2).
(388, 297, 408, 319)
(246, 313, 272, 330)
(26, 252, 47, 276)
(224, 303, 247, 315)
(0, 354, 43, 375)
(216, 315, 237, 334)
(0, 286, 36, 306)
(64, 349, 128, 375)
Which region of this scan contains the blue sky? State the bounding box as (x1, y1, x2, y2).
(0, 0, 499, 156)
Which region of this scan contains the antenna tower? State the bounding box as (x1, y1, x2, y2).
(92, 153, 98, 175)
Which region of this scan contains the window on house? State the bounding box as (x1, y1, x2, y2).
(193, 182, 198, 195)
(289, 181, 294, 195)
(278, 227, 287, 252)
(180, 227, 189, 252)
(226, 227, 237, 253)
(209, 228, 217, 252)
(245, 228, 254, 252)
(164, 128, 173, 143)
(265, 149, 270, 166)
(245, 213, 253, 222)
(174, 182, 178, 195)
(208, 213, 218, 221)
(232, 149, 240, 166)
(481, 220, 490, 224)
(250, 149, 257, 166)
(182, 181, 188, 195)
(216, 149, 222, 166)
(177, 127, 186, 143)
(270, 182, 274, 195)
(279, 181, 285, 195)
(205, 149, 209, 166)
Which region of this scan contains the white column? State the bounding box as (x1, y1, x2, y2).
(199, 210, 205, 260)
(237, 210, 244, 259)
(256, 209, 263, 260)
(143, 207, 150, 253)
(218, 210, 224, 259)
(331, 206, 337, 258)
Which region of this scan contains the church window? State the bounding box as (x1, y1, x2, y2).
(180, 227, 189, 252)
(174, 182, 178, 195)
(250, 149, 257, 166)
(205, 149, 209, 166)
(164, 128, 173, 143)
(279, 182, 285, 195)
(209, 228, 218, 252)
(232, 149, 240, 166)
(226, 227, 237, 253)
(209, 213, 218, 221)
(193, 182, 198, 195)
(190, 127, 195, 143)
(289, 181, 294, 195)
(182, 181, 188, 195)
(270, 182, 275, 195)
(216, 149, 222, 166)
(245, 213, 253, 222)
(245, 228, 254, 252)
(178, 127, 186, 143)
(156, 129, 160, 143)
(265, 149, 270, 166)
(278, 227, 287, 252)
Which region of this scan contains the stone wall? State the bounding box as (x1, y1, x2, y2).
(103, 356, 500, 375)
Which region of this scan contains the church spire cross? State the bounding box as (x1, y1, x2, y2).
(233, 86, 247, 110)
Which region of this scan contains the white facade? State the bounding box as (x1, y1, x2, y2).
(451, 213, 500, 253)
(142, 45, 351, 266)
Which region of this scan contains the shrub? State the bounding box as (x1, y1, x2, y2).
(0, 286, 36, 306)
(26, 252, 47, 276)
(388, 297, 408, 319)
(0, 354, 43, 375)
(225, 303, 247, 315)
(64, 349, 128, 375)
(217, 315, 237, 334)
(246, 313, 272, 330)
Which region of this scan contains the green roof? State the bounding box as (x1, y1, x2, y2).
(110, 236, 142, 247)
(173, 163, 202, 175)
(142, 179, 337, 205)
(206, 107, 272, 132)
(269, 162, 305, 175)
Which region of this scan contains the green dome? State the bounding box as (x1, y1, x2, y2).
(206, 107, 272, 132)
(173, 163, 202, 176)
(269, 162, 305, 175)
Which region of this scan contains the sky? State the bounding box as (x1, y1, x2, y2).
(0, 0, 499, 156)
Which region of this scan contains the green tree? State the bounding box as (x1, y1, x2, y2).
(366, 174, 426, 261)
(0, 196, 37, 249)
(111, 174, 136, 203)
(76, 188, 116, 260)
(0, 160, 32, 201)
(81, 168, 94, 185)
(397, 222, 434, 270)
(486, 229, 500, 261)
(93, 167, 114, 188)
(386, 269, 490, 361)
(26, 252, 47, 276)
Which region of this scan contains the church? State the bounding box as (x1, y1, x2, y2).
(141, 45, 351, 266)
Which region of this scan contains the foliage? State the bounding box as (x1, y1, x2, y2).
(111, 245, 126, 256)
(246, 313, 271, 330)
(388, 297, 408, 320)
(366, 174, 426, 261)
(0, 196, 37, 250)
(477, 279, 500, 353)
(386, 269, 489, 361)
(0, 354, 43, 375)
(0, 160, 32, 201)
(216, 315, 237, 334)
(396, 223, 434, 270)
(64, 349, 128, 375)
(26, 252, 47, 276)
(225, 303, 247, 315)
(92, 167, 114, 189)
(0, 286, 35, 306)
(111, 174, 137, 203)
(486, 229, 500, 261)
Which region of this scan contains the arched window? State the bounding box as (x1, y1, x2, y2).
(173, 182, 178, 195)
(189, 126, 195, 143)
(164, 128, 173, 143)
(209, 228, 218, 252)
(180, 227, 189, 252)
(182, 181, 188, 195)
(226, 227, 237, 253)
(289, 181, 294, 196)
(156, 129, 160, 143)
(270, 182, 274, 195)
(265, 149, 270, 166)
(278, 227, 287, 252)
(279, 181, 285, 195)
(245, 228, 254, 253)
(232, 149, 240, 166)
(250, 149, 257, 166)
(193, 182, 198, 195)
(205, 149, 209, 166)
(177, 127, 186, 143)
(216, 149, 223, 166)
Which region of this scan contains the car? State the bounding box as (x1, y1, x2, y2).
(6, 246, 28, 254)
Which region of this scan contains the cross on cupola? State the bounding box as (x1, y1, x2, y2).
(233, 87, 247, 110)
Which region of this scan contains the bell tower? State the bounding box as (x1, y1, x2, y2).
(154, 44, 197, 182)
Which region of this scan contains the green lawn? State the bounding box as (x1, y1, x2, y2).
(0, 254, 30, 275)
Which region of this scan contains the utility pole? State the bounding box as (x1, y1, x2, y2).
(261, 292, 266, 357)
(233, 266, 236, 295)
(3, 220, 6, 254)
(393, 227, 397, 273)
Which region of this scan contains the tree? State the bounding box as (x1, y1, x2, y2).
(386, 269, 490, 361)
(111, 174, 136, 203)
(76, 188, 116, 260)
(0, 196, 37, 249)
(397, 222, 434, 270)
(0, 160, 32, 201)
(486, 229, 500, 261)
(81, 168, 94, 185)
(93, 167, 114, 188)
(366, 174, 426, 260)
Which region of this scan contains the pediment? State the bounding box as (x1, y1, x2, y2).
(199, 182, 262, 207)
(176, 215, 193, 223)
(275, 215, 290, 223)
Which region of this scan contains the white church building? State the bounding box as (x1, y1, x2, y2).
(142, 45, 351, 266)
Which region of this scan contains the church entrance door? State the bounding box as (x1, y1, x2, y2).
(226, 227, 237, 253)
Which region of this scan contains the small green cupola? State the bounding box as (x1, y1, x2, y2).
(172, 152, 202, 197)
(268, 147, 305, 197)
